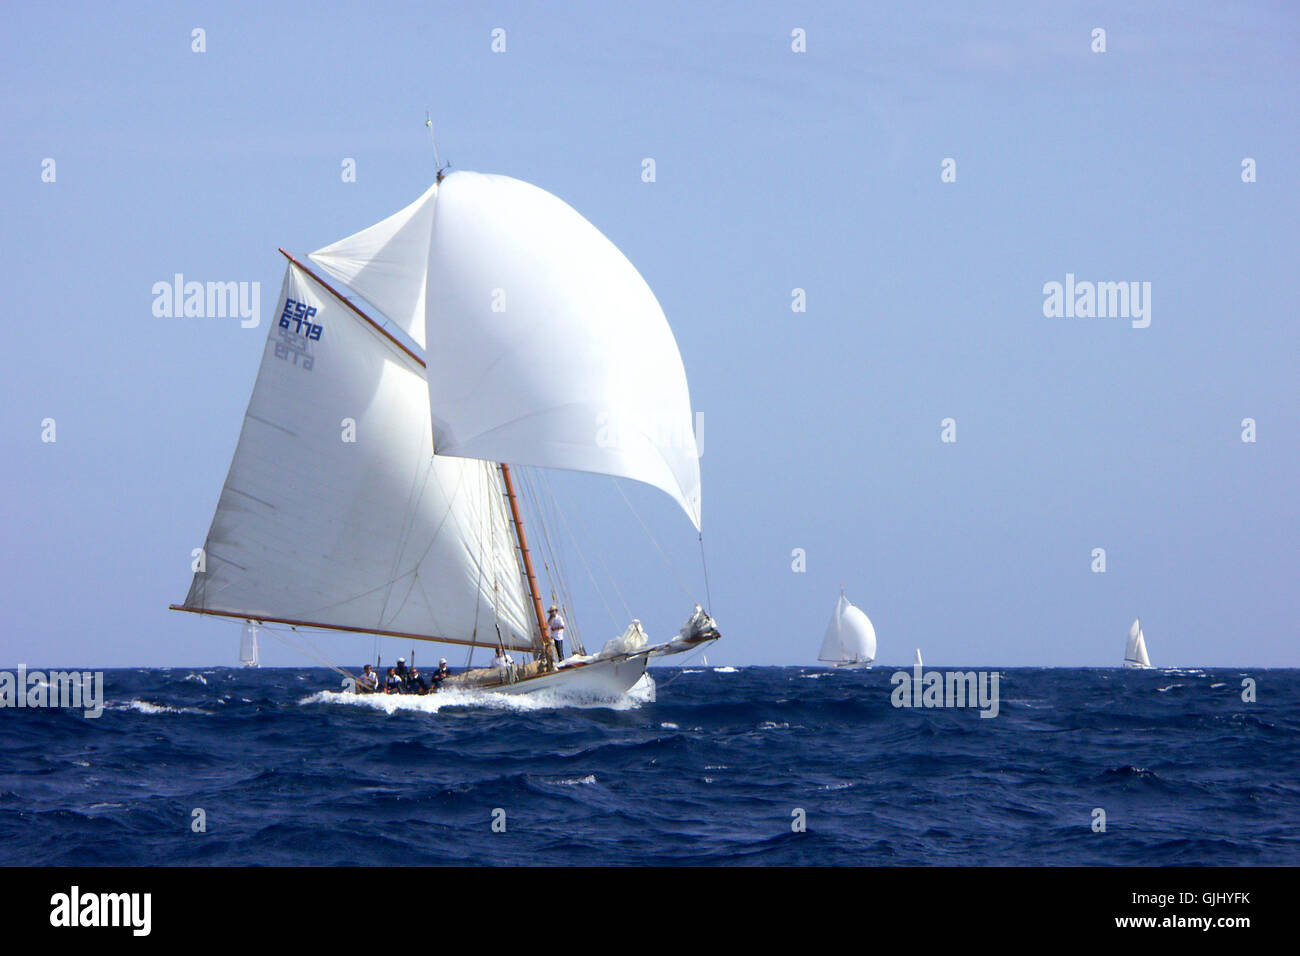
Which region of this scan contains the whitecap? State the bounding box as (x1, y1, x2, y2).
(113, 699, 207, 715)
(302, 674, 655, 715)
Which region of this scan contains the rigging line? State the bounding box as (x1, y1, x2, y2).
(656, 641, 715, 690)
(524, 472, 578, 654)
(259, 623, 355, 682)
(374, 456, 476, 630)
(520, 467, 579, 650)
(534, 469, 585, 654)
(518, 466, 581, 651)
(377, 441, 433, 632)
(548, 478, 622, 632)
(699, 532, 715, 614)
(612, 478, 694, 601)
(468, 463, 487, 654)
(593, 541, 632, 622)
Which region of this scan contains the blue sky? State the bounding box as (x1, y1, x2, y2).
(2, 1, 1296, 667)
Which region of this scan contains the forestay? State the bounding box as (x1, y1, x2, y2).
(181, 262, 534, 651)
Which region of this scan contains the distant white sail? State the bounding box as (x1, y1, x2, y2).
(914, 647, 923, 667)
(312, 172, 703, 529)
(818, 593, 876, 665)
(181, 263, 534, 651)
(239, 624, 259, 667)
(1123, 618, 1151, 668)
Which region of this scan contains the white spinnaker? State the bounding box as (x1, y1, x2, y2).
(308, 183, 439, 349)
(819, 593, 876, 663)
(182, 262, 534, 652)
(424, 171, 702, 529)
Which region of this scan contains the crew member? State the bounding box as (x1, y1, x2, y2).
(547, 605, 566, 662)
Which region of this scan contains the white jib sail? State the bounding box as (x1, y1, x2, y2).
(914, 648, 923, 667)
(1125, 618, 1151, 667)
(182, 262, 534, 651)
(819, 593, 876, 663)
(308, 183, 439, 349)
(311, 171, 703, 530)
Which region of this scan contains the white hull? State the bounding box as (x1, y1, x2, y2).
(831, 660, 873, 670)
(495, 653, 650, 698)
(1122, 661, 1152, 670)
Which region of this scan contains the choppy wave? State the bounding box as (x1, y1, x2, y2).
(1, 666, 1297, 865)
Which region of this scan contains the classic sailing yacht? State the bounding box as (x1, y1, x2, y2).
(819, 591, 876, 668)
(238, 624, 259, 668)
(171, 168, 720, 698)
(1123, 618, 1151, 669)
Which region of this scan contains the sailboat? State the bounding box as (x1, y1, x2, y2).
(1123, 618, 1151, 669)
(170, 166, 720, 699)
(238, 624, 260, 668)
(819, 592, 876, 668)
(913, 648, 923, 667)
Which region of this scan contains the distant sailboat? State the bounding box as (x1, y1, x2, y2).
(238, 624, 260, 668)
(913, 647, 923, 667)
(1123, 618, 1152, 669)
(819, 592, 876, 668)
(170, 164, 721, 698)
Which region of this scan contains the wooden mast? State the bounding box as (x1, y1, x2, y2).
(499, 463, 555, 666)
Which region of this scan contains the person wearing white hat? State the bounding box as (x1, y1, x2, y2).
(431, 657, 451, 691)
(547, 604, 566, 661)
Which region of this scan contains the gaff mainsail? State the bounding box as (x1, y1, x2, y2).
(176, 261, 534, 653)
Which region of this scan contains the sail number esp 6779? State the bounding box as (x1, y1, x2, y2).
(280, 298, 323, 340)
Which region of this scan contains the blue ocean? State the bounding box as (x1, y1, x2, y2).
(2, 666, 1296, 866)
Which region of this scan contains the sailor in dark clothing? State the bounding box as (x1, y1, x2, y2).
(384, 667, 403, 694)
(430, 658, 451, 692)
(408, 664, 429, 695)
